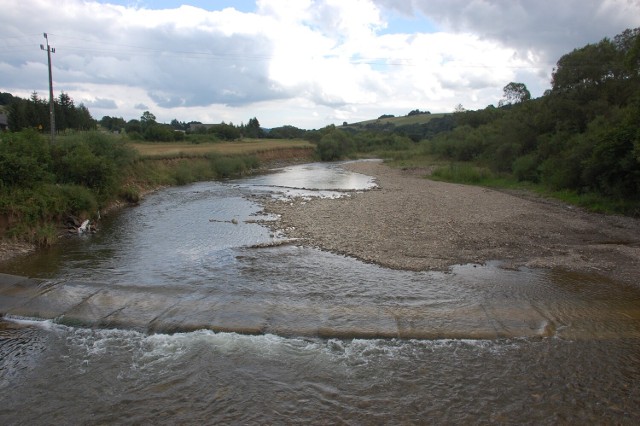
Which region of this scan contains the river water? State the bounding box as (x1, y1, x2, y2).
(1, 162, 639, 424)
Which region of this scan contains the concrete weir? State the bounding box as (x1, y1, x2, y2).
(1, 272, 638, 340)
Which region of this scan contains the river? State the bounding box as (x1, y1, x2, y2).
(1, 162, 639, 424)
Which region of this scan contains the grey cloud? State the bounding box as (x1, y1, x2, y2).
(113, 29, 283, 107)
(1, 1, 289, 109)
(134, 103, 149, 110)
(83, 97, 118, 109)
(375, 0, 640, 65)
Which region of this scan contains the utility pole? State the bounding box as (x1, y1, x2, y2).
(40, 33, 56, 144)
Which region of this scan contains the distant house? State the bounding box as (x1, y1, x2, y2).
(0, 109, 8, 131)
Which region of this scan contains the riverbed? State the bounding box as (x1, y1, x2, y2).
(1, 162, 639, 424)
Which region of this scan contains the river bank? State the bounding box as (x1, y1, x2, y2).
(0, 146, 315, 265)
(4, 158, 639, 288)
(265, 161, 640, 287)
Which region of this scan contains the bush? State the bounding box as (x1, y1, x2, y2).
(316, 130, 354, 161)
(58, 184, 98, 214)
(512, 154, 540, 182)
(0, 130, 53, 188)
(144, 124, 177, 141)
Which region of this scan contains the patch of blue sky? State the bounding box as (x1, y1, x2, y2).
(93, 0, 256, 12)
(379, 10, 438, 35)
(349, 53, 395, 73)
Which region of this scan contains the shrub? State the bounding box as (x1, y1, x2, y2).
(0, 130, 53, 187)
(316, 130, 354, 161)
(512, 154, 540, 182)
(58, 184, 98, 214)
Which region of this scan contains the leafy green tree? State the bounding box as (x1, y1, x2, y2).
(170, 118, 188, 131)
(243, 117, 264, 138)
(140, 111, 157, 130)
(269, 125, 307, 139)
(125, 119, 142, 135)
(75, 104, 97, 131)
(0, 92, 16, 105)
(99, 116, 127, 132)
(499, 82, 531, 106)
(208, 123, 241, 141)
(552, 37, 624, 93)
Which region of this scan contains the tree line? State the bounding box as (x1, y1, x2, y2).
(99, 112, 266, 142)
(426, 27, 640, 209)
(1, 91, 96, 133)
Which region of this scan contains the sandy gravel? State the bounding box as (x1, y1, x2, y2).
(265, 161, 640, 286)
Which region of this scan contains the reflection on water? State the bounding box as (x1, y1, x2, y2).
(1, 161, 639, 424)
(240, 160, 378, 191)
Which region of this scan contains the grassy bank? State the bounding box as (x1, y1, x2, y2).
(130, 139, 313, 159)
(0, 131, 315, 245)
(364, 142, 640, 216)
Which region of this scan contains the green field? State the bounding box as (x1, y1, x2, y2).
(350, 113, 448, 128)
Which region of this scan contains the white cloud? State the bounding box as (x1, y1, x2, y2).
(0, 0, 638, 128)
(82, 97, 118, 109)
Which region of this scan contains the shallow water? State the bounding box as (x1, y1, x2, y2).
(1, 162, 639, 424)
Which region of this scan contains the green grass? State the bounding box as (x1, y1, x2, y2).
(351, 113, 448, 128)
(430, 163, 492, 184)
(542, 189, 640, 216)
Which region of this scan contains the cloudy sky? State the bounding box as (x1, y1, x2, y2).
(1, 0, 639, 129)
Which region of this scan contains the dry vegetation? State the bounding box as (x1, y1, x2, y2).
(130, 139, 314, 158)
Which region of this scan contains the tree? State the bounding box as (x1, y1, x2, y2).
(99, 116, 126, 132)
(499, 82, 531, 106)
(170, 118, 188, 131)
(5, 91, 95, 132)
(56, 92, 74, 132)
(269, 125, 306, 139)
(614, 27, 640, 74)
(125, 119, 142, 135)
(0, 92, 16, 105)
(208, 123, 241, 141)
(244, 117, 264, 138)
(140, 111, 157, 130)
(74, 104, 96, 130)
(551, 39, 621, 92)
